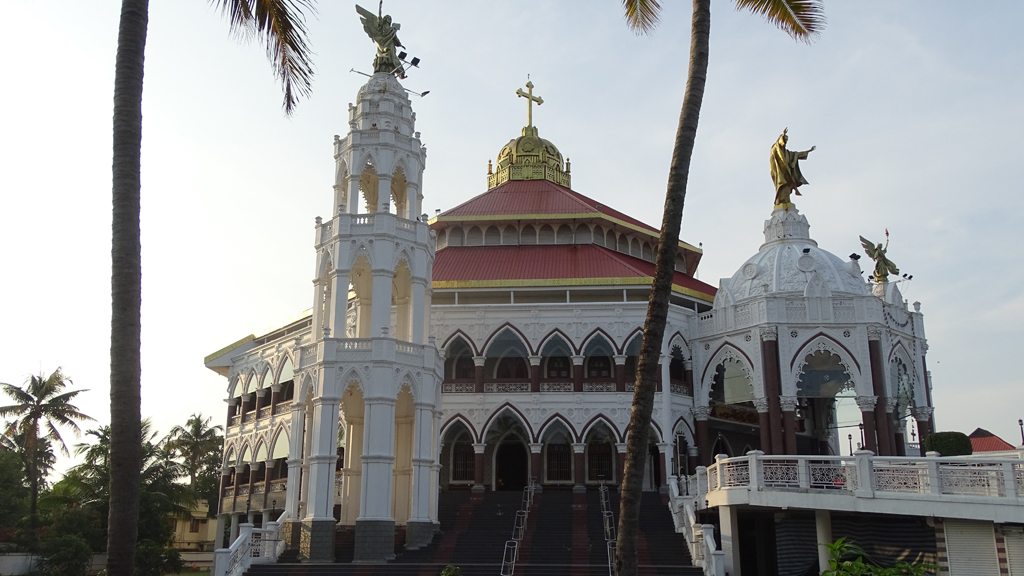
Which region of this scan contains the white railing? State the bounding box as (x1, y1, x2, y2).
(213, 513, 290, 576)
(667, 476, 725, 576)
(690, 451, 1024, 508)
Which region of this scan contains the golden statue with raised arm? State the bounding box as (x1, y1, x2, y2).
(356, 3, 406, 78)
(860, 231, 900, 283)
(770, 128, 816, 208)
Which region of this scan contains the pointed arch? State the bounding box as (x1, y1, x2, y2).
(238, 441, 253, 465)
(440, 414, 479, 444)
(482, 324, 533, 356)
(481, 403, 535, 443)
(442, 330, 478, 355)
(581, 414, 623, 443)
(538, 329, 576, 355)
(789, 332, 861, 373)
(580, 328, 617, 355)
(254, 438, 269, 463)
(672, 416, 695, 444)
(223, 445, 237, 468)
(337, 367, 364, 395)
(465, 226, 483, 246)
(243, 369, 260, 394)
(347, 242, 374, 270)
(700, 342, 756, 390)
(667, 332, 689, 355)
(621, 328, 644, 355)
(537, 413, 579, 443)
(269, 424, 290, 460)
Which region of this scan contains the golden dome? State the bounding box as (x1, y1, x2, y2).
(487, 126, 571, 189)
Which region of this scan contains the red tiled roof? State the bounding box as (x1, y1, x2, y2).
(435, 180, 699, 252)
(432, 244, 716, 301)
(969, 428, 1016, 452)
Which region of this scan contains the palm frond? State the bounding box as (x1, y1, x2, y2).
(734, 0, 825, 42)
(622, 0, 661, 35)
(210, 0, 317, 115)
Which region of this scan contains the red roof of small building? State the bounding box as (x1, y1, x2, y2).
(433, 244, 716, 301)
(968, 428, 1016, 452)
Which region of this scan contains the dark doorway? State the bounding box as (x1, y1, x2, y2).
(495, 441, 528, 490)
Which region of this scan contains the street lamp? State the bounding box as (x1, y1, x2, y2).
(1018, 419, 1023, 446)
(848, 434, 853, 455)
(859, 423, 865, 449)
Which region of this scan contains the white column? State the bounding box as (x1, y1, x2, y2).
(377, 176, 393, 213)
(304, 395, 341, 521)
(347, 173, 361, 215)
(431, 409, 443, 522)
(815, 510, 833, 575)
(720, 504, 741, 576)
(329, 269, 348, 338)
(359, 393, 397, 521)
(409, 402, 435, 522)
(229, 513, 240, 543)
(370, 270, 394, 337)
(311, 278, 324, 338)
(284, 403, 305, 516)
(299, 406, 314, 518)
(410, 278, 427, 344)
(342, 417, 364, 524)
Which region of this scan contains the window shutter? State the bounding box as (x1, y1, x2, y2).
(1004, 527, 1024, 576)
(944, 520, 999, 576)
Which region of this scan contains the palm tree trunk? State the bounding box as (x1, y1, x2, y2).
(109, 1, 148, 574)
(27, 431, 38, 548)
(615, 0, 710, 574)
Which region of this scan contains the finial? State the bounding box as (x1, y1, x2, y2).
(565, 158, 571, 174)
(487, 159, 493, 175)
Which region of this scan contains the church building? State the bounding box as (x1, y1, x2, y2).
(205, 43, 941, 571)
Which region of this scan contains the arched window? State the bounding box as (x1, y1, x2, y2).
(623, 335, 641, 380)
(496, 356, 529, 379)
(669, 345, 686, 381)
(445, 338, 475, 380)
(486, 329, 530, 381)
(587, 441, 613, 482)
(587, 356, 611, 378)
(545, 431, 572, 482)
(541, 336, 573, 379)
(451, 431, 474, 482)
(710, 359, 753, 405)
(546, 356, 570, 379)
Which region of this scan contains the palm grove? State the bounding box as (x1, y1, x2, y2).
(1, 368, 223, 576)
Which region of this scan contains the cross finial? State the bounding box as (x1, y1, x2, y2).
(516, 80, 543, 128)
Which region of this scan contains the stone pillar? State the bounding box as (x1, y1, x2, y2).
(215, 514, 227, 548)
(867, 331, 892, 456)
(263, 461, 274, 510)
(472, 443, 486, 493)
(270, 384, 281, 413)
(885, 397, 899, 457)
(615, 443, 627, 490)
(229, 513, 240, 544)
(760, 327, 785, 455)
(913, 406, 934, 448)
(686, 446, 699, 478)
(346, 172, 360, 215)
(753, 398, 772, 455)
(232, 464, 245, 514)
(217, 468, 231, 515)
(856, 396, 879, 454)
(816, 510, 833, 574)
(369, 269, 394, 336)
(572, 355, 584, 393)
(529, 356, 541, 393)
(355, 393, 397, 562)
(530, 443, 543, 489)
(255, 388, 268, 417)
(780, 396, 799, 455)
(572, 443, 586, 493)
(614, 355, 627, 393)
(720, 505, 740, 576)
(377, 176, 392, 213)
(407, 402, 436, 549)
(226, 397, 238, 427)
(693, 406, 711, 466)
(473, 356, 485, 394)
(657, 442, 670, 493)
(410, 279, 428, 344)
(301, 393, 340, 563)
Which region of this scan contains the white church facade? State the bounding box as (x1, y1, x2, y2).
(202, 66, 987, 574)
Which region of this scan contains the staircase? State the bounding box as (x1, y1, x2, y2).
(243, 489, 702, 576)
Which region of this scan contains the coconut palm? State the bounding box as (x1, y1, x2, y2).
(109, 2, 315, 574)
(614, 1, 824, 574)
(0, 368, 93, 545)
(165, 413, 223, 490)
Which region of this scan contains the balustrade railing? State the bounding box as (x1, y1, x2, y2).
(214, 512, 291, 576)
(269, 478, 288, 493)
(258, 406, 271, 419)
(229, 415, 240, 427)
(272, 401, 292, 415)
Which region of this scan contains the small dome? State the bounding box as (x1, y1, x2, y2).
(720, 207, 868, 302)
(488, 126, 570, 189)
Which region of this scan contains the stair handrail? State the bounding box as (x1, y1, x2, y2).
(213, 523, 252, 576)
(607, 540, 616, 576)
(512, 510, 527, 543)
(603, 510, 616, 542)
(500, 540, 519, 576)
(268, 510, 291, 560)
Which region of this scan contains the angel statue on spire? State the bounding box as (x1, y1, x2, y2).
(860, 230, 900, 283)
(356, 3, 406, 78)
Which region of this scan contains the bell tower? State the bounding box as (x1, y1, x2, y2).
(298, 70, 442, 562)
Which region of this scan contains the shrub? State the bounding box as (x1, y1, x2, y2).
(440, 565, 464, 576)
(38, 534, 93, 576)
(134, 539, 184, 576)
(923, 432, 972, 456)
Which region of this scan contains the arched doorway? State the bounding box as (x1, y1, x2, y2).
(495, 440, 528, 490)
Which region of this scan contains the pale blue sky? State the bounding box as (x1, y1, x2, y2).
(2, 1, 1022, 470)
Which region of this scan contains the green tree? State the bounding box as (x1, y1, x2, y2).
(0, 450, 29, 542)
(109, 2, 316, 574)
(0, 368, 93, 545)
(165, 413, 223, 490)
(614, 2, 824, 575)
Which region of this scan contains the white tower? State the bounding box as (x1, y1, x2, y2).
(298, 71, 443, 562)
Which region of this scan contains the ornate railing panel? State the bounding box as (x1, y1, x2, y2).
(484, 382, 530, 393)
(762, 460, 800, 488)
(583, 382, 615, 392)
(540, 382, 573, 392)
(938, 463, 1003, 497)
(872, 461, 926, 493)
(442, 382, 475, 393)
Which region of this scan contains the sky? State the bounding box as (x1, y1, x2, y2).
(1, 1, 1022, 473)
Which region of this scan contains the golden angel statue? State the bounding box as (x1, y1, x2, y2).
(356, 4, 406, 78)
(860, 231, 900, 283)
(770, 128, 816, 207)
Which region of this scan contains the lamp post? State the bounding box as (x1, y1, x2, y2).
(1018, 419, 1023, 446)
(848, 434, 853, 455)
(859, 423, 865, 449)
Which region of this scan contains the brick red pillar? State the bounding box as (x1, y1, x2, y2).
(572, 356, 584, 393)
(573, 444, 585, 491)
(529, 357, 541, 393)
(530, 445, 542, 486)
(614, 355, 627, 393)
(868, 335, 893, 456)
(754, 399, 772, 454)
(857, 396, 879, 453)
(780, 397, 798, 455)
(683, 359, 694, 397)
(760, 328, 785, 455)
(474, 356, 485, 394)
(472, 444, 485, 492)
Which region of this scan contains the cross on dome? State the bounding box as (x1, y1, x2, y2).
(516, 80, 544, 128)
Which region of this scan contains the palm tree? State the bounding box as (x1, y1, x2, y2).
(109, 2, 315, 574)
(165, 413, 223, 490)
(614, 1, 824, 574)
(0, 368, 93, 545)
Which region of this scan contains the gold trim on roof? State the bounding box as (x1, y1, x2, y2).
(204, 335, 255, 364)
(432, 276, 714, 302)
